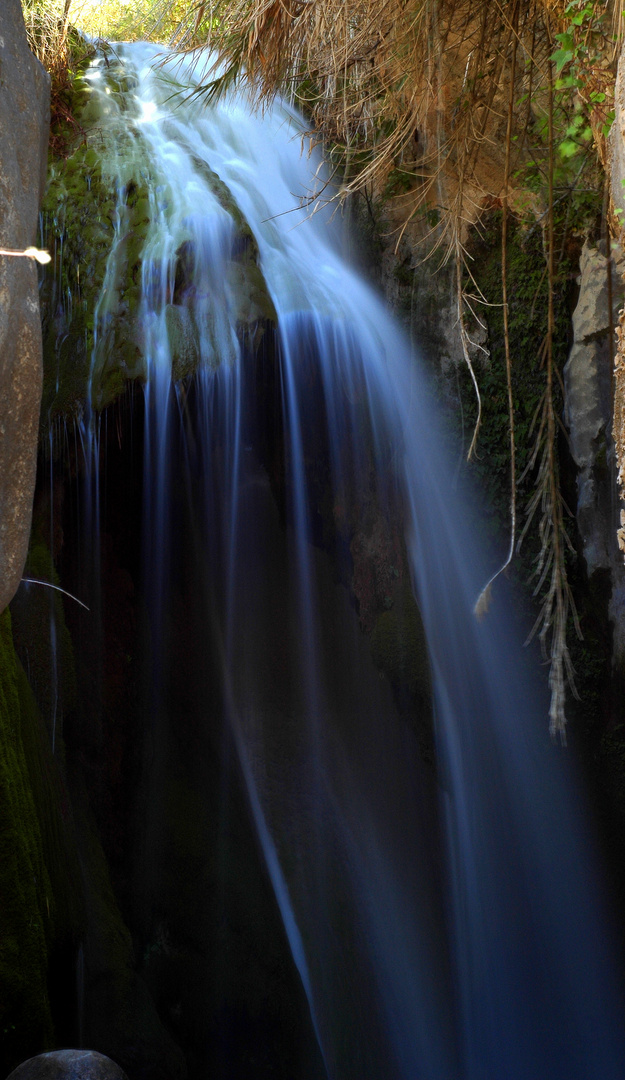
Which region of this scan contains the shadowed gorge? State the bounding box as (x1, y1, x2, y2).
(4, 33, 625, 1080)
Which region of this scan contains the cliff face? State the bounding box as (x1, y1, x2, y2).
(611, 41, 625, 581)
(0, 0, 50, 614)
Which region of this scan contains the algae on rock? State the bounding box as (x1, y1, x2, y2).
(0, 609, 54, 1075)
(39, 48, 277, 425)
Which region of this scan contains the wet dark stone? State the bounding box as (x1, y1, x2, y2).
(6, 1050, 128, 1080)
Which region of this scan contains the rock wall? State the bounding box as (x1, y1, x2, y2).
(0, 0, 50, 614)
(564, 246, 624, 548)
(563, 243, 625, 669)
(0, 608, 54, 1074)
(608, 40, 625, 680)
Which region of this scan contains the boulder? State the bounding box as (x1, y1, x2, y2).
(564, 241, 625, 575)
(0, 0, 50, 613)
(6, 1050, 127, 1080)
(564, 240, 625, 668)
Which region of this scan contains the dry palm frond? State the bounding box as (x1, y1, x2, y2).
(57, 0, 620, 736)
(517, 53, 581, 743)
(520, 396, 581, 743)
(173, 0, 546, 252)
(474, 0, 519, 617)
(181, 0, 600, 738)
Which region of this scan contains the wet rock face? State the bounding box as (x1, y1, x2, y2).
(565, 239, 621, 570)
(611, 40, 625, 219)
(563, 240, 625, 665)
(564, 241, 624, 575)
(6, 1050, 128, 1080)
(0, 0, 50, 614)
(40, 47, 277, 424)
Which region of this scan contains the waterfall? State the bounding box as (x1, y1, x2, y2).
(71, 41, 624, 1079)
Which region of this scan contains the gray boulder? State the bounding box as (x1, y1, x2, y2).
(564, 241, 625, 575)
(6, 1050, 128, 1080)
(563, 240, 625, 667)
(0, 0, 50, 613)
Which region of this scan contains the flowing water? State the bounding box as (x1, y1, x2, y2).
(72, 41, 624, 1079)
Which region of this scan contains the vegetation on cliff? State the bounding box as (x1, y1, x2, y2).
(21, 0, 625, 735)
(190, 0, 619, 741)
(0, 610, 54, 1074)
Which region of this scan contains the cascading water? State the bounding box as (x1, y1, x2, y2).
(69, 40, 624, 1079)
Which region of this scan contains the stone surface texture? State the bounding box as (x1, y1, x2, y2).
(611, 40, 625, 219)
(0, 0, 49, 614)
(610, 38, 625, 669)
(6, 1050, 128, 1080)
(564, 242, 624, 573)
(563, 240, 625, 662)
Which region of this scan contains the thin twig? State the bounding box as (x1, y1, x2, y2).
(474, 1, 519, 618)
(21, 578, 90, 612)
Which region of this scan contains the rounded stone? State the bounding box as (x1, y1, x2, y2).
(0, 0, 50, 614)
(6, 1050, 128, 1080)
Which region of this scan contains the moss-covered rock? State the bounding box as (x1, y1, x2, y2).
(40, 53, 277, 427)
(11, 540, 76, 749)
(66, 760, 187, 1080)
(6, 1049, 128, 1080)
(40, 139, 149, 422)
(0, 609, 54, 1075)
(9, 527, 84, 959)
(369, 581, 430, 700)
(368, 579, 434, 762)
(14, 655, 84, 961)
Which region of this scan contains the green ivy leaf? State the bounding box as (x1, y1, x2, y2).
(603, 109, 616, 137)
(552, 48, 575, 72)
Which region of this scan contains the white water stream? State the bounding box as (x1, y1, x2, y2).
(78, 41, 625, 1079)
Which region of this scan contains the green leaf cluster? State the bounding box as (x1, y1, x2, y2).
(551, 0, 616, 151)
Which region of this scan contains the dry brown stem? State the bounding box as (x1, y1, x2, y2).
(520, 41, 581, 742)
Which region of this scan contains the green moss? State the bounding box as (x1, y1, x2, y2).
(166, 306, 201, 380)
(8, 536, 85, 971)
(41, 79, 276, 426)
(449, 212, 617, 744)
(383, 168, 415, 200)
(40, 143, 118, 422)
(11, 542, 76, 743)
(0, 610, 54, 1075)
(456, 214, 569, 540)
(15, 659, 84, 950)
(41, 103, 153, 423)
(186, 153, 254, 239)
(227, 256, 277, 329)
(369, 583, 430, 699)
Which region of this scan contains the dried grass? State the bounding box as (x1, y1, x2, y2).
(22, 0, 94, 153)
(164, 0, 617, 738)
(33, 0, 622, 736)
(181, 1, 550, 249)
